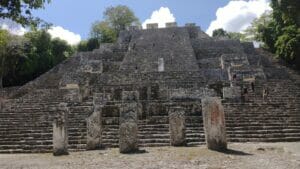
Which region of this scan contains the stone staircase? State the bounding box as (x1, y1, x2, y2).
(100, 114, 205, 148)
(0, 100, 56, 153)
(68, 102, 93, 151)
(224, 102, 300, 142)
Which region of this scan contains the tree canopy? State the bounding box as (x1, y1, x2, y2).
(246, 0, 300, 68)
(90, 21, 117, 43)
(0, 0, 51, 27)
(212, 28, 246, 41)
(0, 29, 74, 87)
(0, 29, 10, 88)
(82, 5, 140, 52)
(104, 5, 139, 33)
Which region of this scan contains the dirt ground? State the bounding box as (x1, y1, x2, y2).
(0, 142, 299, 169)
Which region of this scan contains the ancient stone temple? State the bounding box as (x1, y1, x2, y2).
(0, 23, 300, 153)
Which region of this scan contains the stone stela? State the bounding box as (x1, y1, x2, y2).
(169, 106, 186, 146)
(202, 97, 227, 151)
(119, 91, 139, 153)
(53, 103, 69, 156)
(86, 93, 108, 150)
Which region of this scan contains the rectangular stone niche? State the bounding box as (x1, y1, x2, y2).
(158, 58, 164, 72)
(202, 97, 227, 151)
(53, 103, 69, 156)
(169, 106, 186, 146)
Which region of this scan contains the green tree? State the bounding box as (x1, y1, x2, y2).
(0, 0, 51, 26)
(24, 30, 52, 76)
(85, 5, 139, 52)
(247, 0, 300, 67)
(3, 35, 28, 86)
(86, 38, 100, 51)
(104, 5, 140, 34)
(227, 32, 247, 41)
(275, 26, 300, 64)
(77, 40, 88, 52)
(0, 29, 28, 87)
(212, 28, 228, 38)
(20, 30, 73, 83)
(0, 29, 10, 88)
(212, 28, 247, 41)
(50, 38, 74, 66)
(90, 21, 117, 43)
(77, 38, 100, 52)
(244, 12, 273, 42)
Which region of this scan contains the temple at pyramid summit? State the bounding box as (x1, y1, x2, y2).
(0, 23, 299, 153)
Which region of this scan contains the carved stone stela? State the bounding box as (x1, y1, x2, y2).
(53, 103, 69, 156)
(169, 106, 186, 146)
(86, 93, 107, 150)
(202, 97, 227, 151)
(119, 91, 139, 153)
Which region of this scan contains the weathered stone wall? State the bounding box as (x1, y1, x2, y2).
(223, 87, 241, 101)
(120, 27, 199, 73)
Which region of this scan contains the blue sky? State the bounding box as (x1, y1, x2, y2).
(33, 0, 229, 39)
(1, 0, 271, 45)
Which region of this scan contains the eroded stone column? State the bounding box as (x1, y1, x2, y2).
(53, 103, 69, 156)
(202, 97, 227, 151)
(86, 93, 107, 150)
(169, 106, 186, 146)
(119, 91, 139, 153)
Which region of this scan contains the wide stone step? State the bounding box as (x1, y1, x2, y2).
(139, 143, 170, 147)
(227, 129, 300, 134)
(138, 133, 170, 139)
(227, 132, 300, 138)
(139, 138, 170, 144)
(187, 142, 205, 146)
(228, 137, 300, 142)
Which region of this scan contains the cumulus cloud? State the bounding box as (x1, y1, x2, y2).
(206, 0, 272, 36)
(0, 19, 81, 45)
(142, 7, 176, 29)
(0, 19, 28, 36)
(47, 26, 81, 45)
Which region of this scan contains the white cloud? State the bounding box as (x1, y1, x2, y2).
(206, 0, 272, 36)
(0, 19, 28, 36)
(48, 26, 81, 45)
(0, 19, 81, 45)
(142, 7, 176, 29)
